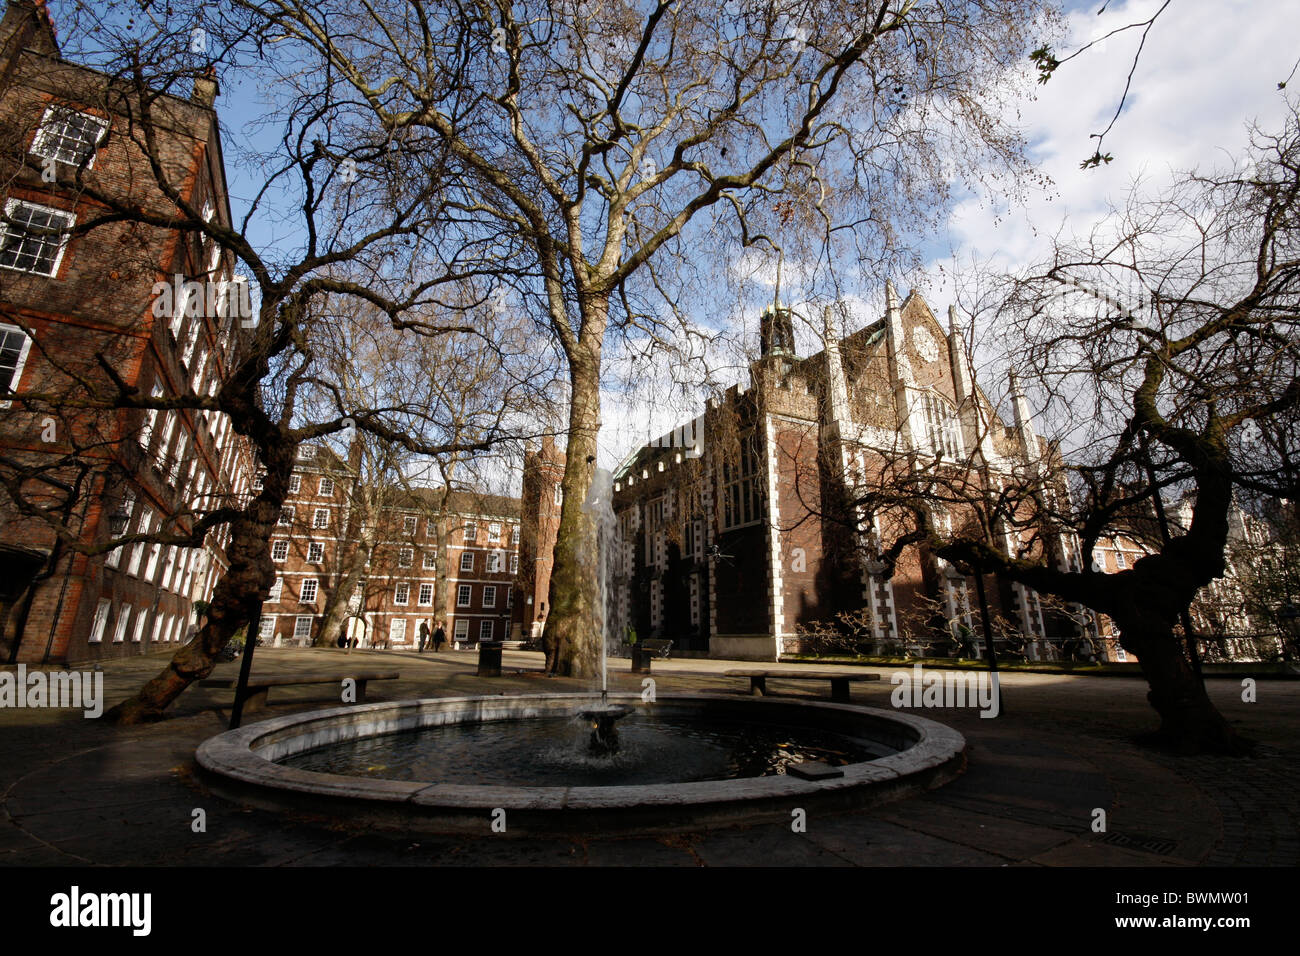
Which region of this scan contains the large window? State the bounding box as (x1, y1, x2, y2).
(288, 475, 301, 494)
(418, 583, 433, 606)
(720, 437, 762, 530)
(479, 620, 494, 642)
(300, 578, 318, 603)
(487, 551, 502, 573)
(404, 515, 418, 535)
(454, 619, 469, 642)
(920, 392, 963, 459)
(294, 616, 313, 641)
(509, 554, 518, 575)
(460, 551, 474, 572)
(318, 477, 334, 496)
(457, 584, 471, 607)
(30, 106, 108, 168)
(398, 547, 413, 568)
(464, 521, 477, 543)
(483, 585, 496, 608)
(271, 539, 289, 562)
(312, 508, 330, 529)
(0, 324, 33, 405)
(88, 598, 111, 643)
(0, 200, 74, 276)
(307, 542, 324, 564)
(423, 552, 437, 570)
(394, 582, 409, 605)
(112, 605, 132, 643)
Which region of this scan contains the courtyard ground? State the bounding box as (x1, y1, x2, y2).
(1, 647, 1296, 867)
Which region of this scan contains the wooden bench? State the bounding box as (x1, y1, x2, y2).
(724, 669, 881, 703)
(199, 671, 400, 711)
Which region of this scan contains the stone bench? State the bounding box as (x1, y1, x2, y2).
(199, 671, 400, 711)
(723, 669, 881, 703)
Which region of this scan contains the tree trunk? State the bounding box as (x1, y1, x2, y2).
(105, 503, 277, 723)
(315, 536, 371, 648)
(1112, 603, 1245, 754)
(543, 343, 602, 677)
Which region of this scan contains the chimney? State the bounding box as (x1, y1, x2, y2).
(0, 0, 59, 63)
(191, 67, 219, 109)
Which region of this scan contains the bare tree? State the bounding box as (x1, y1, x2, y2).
(210, 0, 1065, 675)
(0, 6, 532, 720)
(915, 106, 1300, 753)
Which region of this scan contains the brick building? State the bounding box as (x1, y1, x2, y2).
(607, 283, 1088, 662)
(0, 0, 254, 664)
(259, 443, 521, 650)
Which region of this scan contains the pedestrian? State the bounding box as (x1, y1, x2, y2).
(433, 620, 446, 652)
(418, 619, 430, 653)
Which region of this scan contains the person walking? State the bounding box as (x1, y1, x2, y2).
(433, 620, 447, 652)
(418, 619, 430, 653)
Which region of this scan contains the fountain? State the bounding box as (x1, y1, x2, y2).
(574, 466, 633, 754)
(194, 465, 967, 833)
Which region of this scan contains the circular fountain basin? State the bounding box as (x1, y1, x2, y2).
(195, 693, 966, 834)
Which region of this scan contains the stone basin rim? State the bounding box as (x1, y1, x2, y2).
(194, 692, 967, 814)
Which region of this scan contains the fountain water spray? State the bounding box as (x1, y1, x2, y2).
(578, 467, 630, 753)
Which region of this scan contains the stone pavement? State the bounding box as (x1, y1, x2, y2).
(1, 647, 1296, 866)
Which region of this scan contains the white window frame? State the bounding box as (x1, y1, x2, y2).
(511, 525, 520, 547)
(454, 619, 469, 642)
(132, 610, 148, 643)
(88, 598, 112, 643)
(404, 515, 418, 535)
(0, 323, 34, 408)
(318, 477, 334, 496)
(482, 585, 496, 609)
(268, 577, 284, 602)
(29, 105, 108, 168)
(457, 584, 471, 607)
(271, 539, 290, 562)
(460, 551, 474, 572)
(112, 604, 132, 643)
(422, 552, 437, 570)
(294, 615, 313, 641)
(487, 551, 502, 573)
(509, 553, 519, 575)
(300, 578, 318, 604)
(394, 582, 409, 605)
(288, 475, 301, 494)
(313, 508, 330, 529)
(479, 620, 494, 642)
(389, 618, 407, 644)
(307, 541, 324, 564)
(488, 522, 501, 542)
(418, 583, 433, 606)
(278, 506, 295, 526)
(258, 615, 276, 641)
(398, 546, 413, 568)
(0, 199, 75, 277)
(464, 521, 477, 543)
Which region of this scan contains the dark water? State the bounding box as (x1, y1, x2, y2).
(280, 713, 892, 786)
